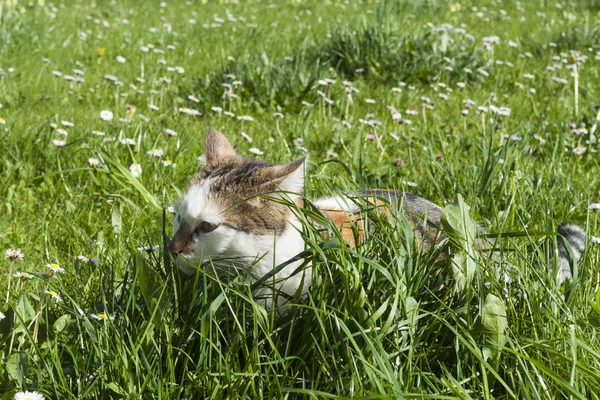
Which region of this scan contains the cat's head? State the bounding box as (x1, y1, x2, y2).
(169, 130, 306, 274)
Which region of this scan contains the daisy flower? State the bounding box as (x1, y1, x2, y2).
(77, 254, 100, 264)
(187, 95, 200, 103)
(365, 99, 376, 104)
(13, 272, 34, 279)
(163, 159, 176, 168)
(0, 312, 5, 320)
(100, 110, 114, 121)
(116, 55, 126, 63)
(211, 106, 223, 112)
(237, 115, 254, 121)
(91, 312, 115, 321)
(148, 104, 159, 111)
(88, 158, 102, 168)
(47, 263, 65, 273)
(120, 138, 136, 145)
(45, 290, 63, 302)
(5, 249, 24, 260)
(129, 163, 142, 177)
(51, 140, 67, 147)
(178, 107, 201, 116)
(248, 148, 264, 155)
(573, 146, 586, 155)
(92, 130, 105, 136)
(534, 134, 546, 144)
(589, 203, 600, 210)
(241, 132, 253, 142)
(57, 128, 68, 136)
(14, 391, 45, 400)
(147, 148, 164, 157)
(223, 111, 235, 117)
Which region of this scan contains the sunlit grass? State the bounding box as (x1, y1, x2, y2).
(1, 0, 600, 398)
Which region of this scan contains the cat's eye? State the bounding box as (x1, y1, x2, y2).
(176, 214, 181, 223)
(194, 221, 219, 234)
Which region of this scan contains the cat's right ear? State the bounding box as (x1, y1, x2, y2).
(204, 130, 237, 167)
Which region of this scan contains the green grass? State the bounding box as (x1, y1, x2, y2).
(1, 0, 600, 398)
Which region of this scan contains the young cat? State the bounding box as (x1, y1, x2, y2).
(169, 130, 586, 308)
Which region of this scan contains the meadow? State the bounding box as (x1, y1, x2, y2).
(1, 0, 600, 398)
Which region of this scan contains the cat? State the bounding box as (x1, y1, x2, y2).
(168, 130, 586, 309)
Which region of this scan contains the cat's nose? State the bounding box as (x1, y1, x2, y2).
(167, 240, 181, 256)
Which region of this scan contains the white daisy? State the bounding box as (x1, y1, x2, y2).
(88, 158, 102, 168)
(77, 254, 100, 264)
(100, 110, 114, 121)
(14, 391, 45, 400)
(46, 263, 65, 273)
(51, 140, 67, 147)
(116, 55, 127, 63)
(165, 128, 178, 136)
(5, 249, 24, 260)
(129, 163, 142, 177)
(13, 272, 34, 279)
(573, 146, 586, 155)
(91, 312, 115, 321)
(178, 107, 201, 116)
(589, 203, 600, 210)
(45, 290, 63, 302)
(147, 148, 164, 157)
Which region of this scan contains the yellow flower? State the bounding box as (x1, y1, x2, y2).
(96, 48, 106, 56)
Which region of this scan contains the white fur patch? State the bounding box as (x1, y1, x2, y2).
(313, 195, 360, 212)
(178, 182, 221, 226)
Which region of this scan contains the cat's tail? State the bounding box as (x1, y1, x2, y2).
(553, 222, 587, 283)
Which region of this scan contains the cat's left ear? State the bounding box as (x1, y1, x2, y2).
(204, 130, 237, 167)
(263, 156, 307, 194)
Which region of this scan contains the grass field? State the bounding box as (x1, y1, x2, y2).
(1, 0, 600, 398)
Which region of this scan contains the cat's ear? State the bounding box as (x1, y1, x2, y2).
(204, 130, 237, 167)
(262, 156, 307, 194)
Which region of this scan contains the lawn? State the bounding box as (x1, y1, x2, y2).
(1, 0, 600, 398)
